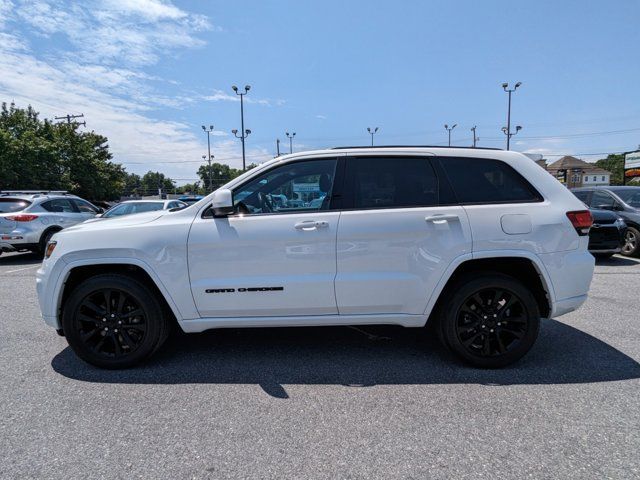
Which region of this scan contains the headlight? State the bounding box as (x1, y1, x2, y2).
(44, 240, 57, 259)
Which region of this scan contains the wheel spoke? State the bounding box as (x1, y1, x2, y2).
(462, 332, 483, 347)
(122, 308, 143, 319)
(81, 328, 100, 342)
(103, 290, 112, 315)
(120, 329, 136, 349)
(82, 300, 105, 316)
(112, 334, 122, 356)
(495, 332, 507, 354)
(116, 292, 127, 315)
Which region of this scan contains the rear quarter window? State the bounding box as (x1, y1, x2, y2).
(439, 157, 543, 204)
(0, 198, 31, 213)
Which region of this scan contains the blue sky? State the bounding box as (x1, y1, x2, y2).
(1, 0, 639, 184)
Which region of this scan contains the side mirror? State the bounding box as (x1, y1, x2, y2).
(211, 188, 234, 217)
(96, 207, 105, 214)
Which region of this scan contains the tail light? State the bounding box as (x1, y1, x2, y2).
(6, 214, 39, 222)
(566, 210, 593, 236)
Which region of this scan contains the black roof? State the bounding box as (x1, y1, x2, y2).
(330, 145, 502, 151)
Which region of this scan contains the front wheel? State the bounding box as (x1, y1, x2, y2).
(61, 274, 170, 369)
(437, 273, 540, 368)
(621, 227, 640, 257)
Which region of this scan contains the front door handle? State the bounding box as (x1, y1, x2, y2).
(425, 214, 459, 224)
(294, 220, 329, 230)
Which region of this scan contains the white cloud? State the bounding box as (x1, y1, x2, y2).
(203, 89, 285, 107)
(315, 114, 327, 120)
(0, 0, 273, 183)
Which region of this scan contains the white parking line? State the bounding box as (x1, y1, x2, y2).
(4, 265, 40, 274)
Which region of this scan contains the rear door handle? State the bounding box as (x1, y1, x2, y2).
(425, 214, 459, 223)
(294, 220, 329, 230)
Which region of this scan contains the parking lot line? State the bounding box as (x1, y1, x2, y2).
(4, 265, 40, 274)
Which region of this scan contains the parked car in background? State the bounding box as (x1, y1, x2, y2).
(0, 191, 102, 256)
(585, 209, 627, 258)
(572, 186, 640, 257)
(38, 147, 595, 369)
(89, 199, 187, 222)
(178, 195, 204, 205)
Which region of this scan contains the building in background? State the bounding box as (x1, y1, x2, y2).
(546, 156, 611, 188)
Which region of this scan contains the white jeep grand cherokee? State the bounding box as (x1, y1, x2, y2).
(37, 147, 595, 369)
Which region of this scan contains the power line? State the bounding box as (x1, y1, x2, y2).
(54, 113, 86, 127)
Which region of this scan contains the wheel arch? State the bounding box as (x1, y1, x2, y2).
(425, 253, 552, 326)
(39, 225, 63, 244)
(57, 260, 182, 331)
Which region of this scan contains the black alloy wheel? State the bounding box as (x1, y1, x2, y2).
(75, 289, 147, 358)
(455, 288, 528, 358)
(438, 273, 540, 368)
(62, 274, 170, 368)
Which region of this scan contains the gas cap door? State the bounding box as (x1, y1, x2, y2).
(501, 214, 532, 235)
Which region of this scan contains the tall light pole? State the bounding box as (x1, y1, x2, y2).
(232, 85, 251, 170)
(367, 127, 379, 146)
(502, 82, 522, 150)
(201, 125, 214, 175)
(471, 126, 479, 148)
(286, 131, 296, 154)
(276, 138, 281, 157)
(501, 125, 522, 146)
(201, 154, 214, 192)
(444, 124, 457, 146)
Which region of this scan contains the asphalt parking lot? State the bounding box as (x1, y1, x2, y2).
(0, 252, 639, 479)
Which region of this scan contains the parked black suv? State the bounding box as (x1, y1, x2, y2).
(585, 209, 627, 258)
(572, 186, 640, 257)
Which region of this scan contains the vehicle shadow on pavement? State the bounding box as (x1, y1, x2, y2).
(51, 319, 640, 397)
(0, 252, 42, 266)
(595, 255, 640, 266)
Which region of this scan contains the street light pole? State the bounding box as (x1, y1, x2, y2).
(367, 127, 379, 146)
(502, 82, 522, 150)
(471, 126, 479, 148)
(444, 124, 457, 146)
(286, 131, 296, 154)
(201, 124, 214, 180)
(276, 138, 281, 157)
(232, 85, 251, 170)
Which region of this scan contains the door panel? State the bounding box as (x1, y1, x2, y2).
(335, 206, 471, 314)
(335, 155, 472, 315)
(188, 212, 339, 317)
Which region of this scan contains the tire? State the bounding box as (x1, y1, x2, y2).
(437, 273, 540, 368)
(621, 226, 640, 257)
(38, 228, 59, 256)
(61, 274, 170, 369)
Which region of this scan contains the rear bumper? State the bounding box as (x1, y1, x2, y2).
(538, 249, 595, 318)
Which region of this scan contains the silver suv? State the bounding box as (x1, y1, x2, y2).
(0, 191, 102, 256)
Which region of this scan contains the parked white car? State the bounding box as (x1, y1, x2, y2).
(85, 199, 188, 223)
(37, 147, 595, 369)
(0, 191, 102, 256)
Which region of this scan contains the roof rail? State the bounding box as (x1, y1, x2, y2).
(0, 190, 70, 197)
(330, 145, 503, 151)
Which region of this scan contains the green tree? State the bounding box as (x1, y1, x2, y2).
(140, 171, 176, 195)
(0, 102, 126, 200)
(595, 154, 625, 185)
(197, 162, 243, 192)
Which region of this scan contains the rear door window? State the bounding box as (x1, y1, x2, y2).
(42, 198, 77, 213)
(73, 199, 99, 214)
(572, 190, 591, 205)
(439, 157, 543, 204)
(590, 191, 615, 209)
(345, 156, 439, 209)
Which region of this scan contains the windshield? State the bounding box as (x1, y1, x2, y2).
(614, 188, 640, 208)
(0, 198, 32, 213)
(103, 202, 165, 218)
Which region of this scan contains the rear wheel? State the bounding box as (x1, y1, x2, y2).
(621, 227, 640, 257)
(437, 273, 540, 368)
(38, 229, 58, 256)
(61, 274, 170, 369)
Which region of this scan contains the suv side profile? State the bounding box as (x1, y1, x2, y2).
(571, 186, 640, 257)
(37, 147, 595, 369)
(0, 191, 102, 256)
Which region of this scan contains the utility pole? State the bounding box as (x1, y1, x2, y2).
(471, 126, 479, 148)
(286, 131, 296, 154)
(367, 127, 379, 146)
(54, 113, 86, 127)
(502, 82, 522, 150)
(232, 85, 251, 171)
(444, 124, 457, 146)
(276, 138, 281, 157)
